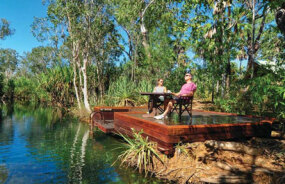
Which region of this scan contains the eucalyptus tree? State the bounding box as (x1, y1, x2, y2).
(238, 0, 272, 78)
(41, 0, 122, 111)
(0, 18, 14, 40)
(21, 46, 57, 74)
(178, 0, 240, 98)
(112, 0, 156, 60)
(0, 48, 18, 79)
(111, 0, 171, 80)
(274, 2, 285, 34)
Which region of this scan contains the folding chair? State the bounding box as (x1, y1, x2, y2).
(170, 96, 193, 119)
(148, 98, 164, 113)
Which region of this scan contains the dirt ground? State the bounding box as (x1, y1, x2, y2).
(142, 136, 285, 184)
(126, 100, 285, 184)
(192, 99, 216, 111)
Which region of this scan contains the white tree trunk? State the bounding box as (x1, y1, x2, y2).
(81, 55, 91, 112)
(72, 42, 82, 109)
(140, 0, 155, 59)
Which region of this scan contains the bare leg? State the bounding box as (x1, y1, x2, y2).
(153, 108, 158, 115)
(161, 100, 174, 116)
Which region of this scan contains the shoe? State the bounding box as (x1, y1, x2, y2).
(154, 114, 164, 120)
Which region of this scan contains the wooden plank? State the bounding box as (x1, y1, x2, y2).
(114, 111, 272, 144)
(93, 120, 114, 133)
(114, 119, 172, 143)
(114, 126, 174, 153)
(167, 122, 272, 135)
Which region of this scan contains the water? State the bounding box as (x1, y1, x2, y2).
(0, 104, 163, 184)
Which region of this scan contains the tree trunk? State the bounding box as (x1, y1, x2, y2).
(276, 3, 285, 35)
(140, 0, 155, 60)
(81, 52, 91, 112)
(66, 11, 82, 110)
(226, 57, 231, 91)
(212, 79, 215, 102)
(73, 60, 81, 109)
(140, 23, 151, 59)
(72, 42, 82, 109)
(251, 0, 256, 79)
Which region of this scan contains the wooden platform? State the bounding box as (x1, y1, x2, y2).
(91, 106, 131, 133)
(114, 111, 274, 154)
(91, 106, 275, 154)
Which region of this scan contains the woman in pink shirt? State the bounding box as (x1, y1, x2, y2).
(154, 73, 197, 119)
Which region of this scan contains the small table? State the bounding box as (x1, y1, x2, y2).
(140, 92, 172, 113)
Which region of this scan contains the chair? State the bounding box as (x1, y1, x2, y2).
(170, 96, 193, 119)
(148, 98, 164, 113)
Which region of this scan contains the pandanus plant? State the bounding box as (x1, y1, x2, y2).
(116, 129, 164, 176)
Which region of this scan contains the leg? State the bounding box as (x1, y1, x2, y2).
(162, 100, 174, 116)
(148, 98, 153, 113)
(154, 100, 174, 120)
(153, 107, 158, 115)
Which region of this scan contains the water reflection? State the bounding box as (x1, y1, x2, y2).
(133, 111, 262, 126)
(0, 104, 163, 184)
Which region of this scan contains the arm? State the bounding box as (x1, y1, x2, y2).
(153, 87, 156, 92)
(181, 91, 194, 97)
(172, 92, 180, 96)
(163, 87, 167, 93)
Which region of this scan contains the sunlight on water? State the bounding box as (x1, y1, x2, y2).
(0, 104, 163, 184)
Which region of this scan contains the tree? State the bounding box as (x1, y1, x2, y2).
(0, 48, 18, 79)
(0, 18, 14, 40)
(22, 46, 57, 74)
(273, 2, 285, 34)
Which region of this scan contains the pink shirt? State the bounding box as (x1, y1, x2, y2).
(179, 82, 197, 96)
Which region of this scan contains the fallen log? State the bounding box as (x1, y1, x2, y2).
(200, 175, 250, 184)
(205, 140, 261, 155)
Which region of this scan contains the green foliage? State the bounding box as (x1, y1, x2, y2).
(14, 76, 39, 101)
(3, 0, 284, 122)
(117, 128, 163, 176)
(214, 71, 285, 119)
(22, 46, 56, 74)
(103, 76, 153, 106)
(13, 66, 73, 107)
(164, 66, 188, 92)
(175, 142, 193, 158)
(0, 73, 4, 99)
(0, 18, 14, 40)
(0, 48, 18, 74)
(6, 79, 15, 100)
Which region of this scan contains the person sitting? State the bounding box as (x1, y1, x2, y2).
(153, 78, 167, 98)
(151, 78, 167, 115)
(144, 79, 167, 117)
(154, 73, 197, 120)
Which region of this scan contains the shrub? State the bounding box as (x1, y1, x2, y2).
(116, 128, 163, 176)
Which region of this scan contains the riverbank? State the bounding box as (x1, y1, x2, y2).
(75, 100, 285, 183)
(123, 136, 285, 183)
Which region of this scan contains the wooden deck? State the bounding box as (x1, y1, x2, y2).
(91, 106, 275, 154)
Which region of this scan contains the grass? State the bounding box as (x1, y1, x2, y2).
(115, 128, 164, 176)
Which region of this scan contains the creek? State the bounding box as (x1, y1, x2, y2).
(0, 104, 163, 184)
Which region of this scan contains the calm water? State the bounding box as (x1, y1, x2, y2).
(0, 104, 163, 184)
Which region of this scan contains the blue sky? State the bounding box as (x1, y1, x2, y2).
(0, 0, 48, 56)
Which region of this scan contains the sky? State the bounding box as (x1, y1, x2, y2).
(0, 0, 48, 56)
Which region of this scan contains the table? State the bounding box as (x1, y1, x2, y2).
(140, 92, 172, 113)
